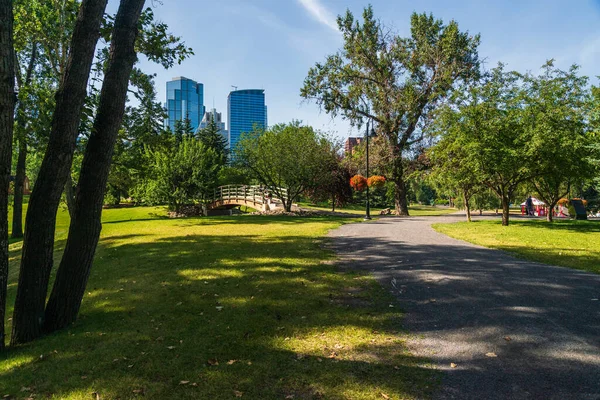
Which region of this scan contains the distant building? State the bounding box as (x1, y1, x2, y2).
(165, 76, 205, 132)
(227, 89, 267, 151)
(344, 137, 363, 155)
(198, 108, 229, 148)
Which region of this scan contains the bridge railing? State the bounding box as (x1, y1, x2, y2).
(212, 185, 287, 206)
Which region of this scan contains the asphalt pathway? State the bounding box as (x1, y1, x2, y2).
(328, 214, 600, 400)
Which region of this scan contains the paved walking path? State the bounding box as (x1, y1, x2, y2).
(328, 215, 600, 400)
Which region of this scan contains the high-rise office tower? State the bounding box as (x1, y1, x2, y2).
(198, 108, 228, 148)
(165, 76, 205, 132)
(227, 89, 267, 151)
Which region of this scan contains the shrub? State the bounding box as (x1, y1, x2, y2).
(367, 175, 386, 188)
(350, 175, 368, 191)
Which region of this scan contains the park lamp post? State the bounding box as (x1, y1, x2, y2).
(364, 119, 372, 221)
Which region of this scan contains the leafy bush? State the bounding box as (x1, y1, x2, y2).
(350, 174, 367, 191)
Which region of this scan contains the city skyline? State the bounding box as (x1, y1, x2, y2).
(132, 0, 600, 140)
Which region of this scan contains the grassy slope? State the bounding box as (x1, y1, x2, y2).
(433, 219, 600, 274)
(2, 207, 435, 399)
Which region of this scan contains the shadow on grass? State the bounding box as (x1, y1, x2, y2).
(0, 230, 435, 399)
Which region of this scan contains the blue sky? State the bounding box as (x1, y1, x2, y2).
(112, 0, 600, 139)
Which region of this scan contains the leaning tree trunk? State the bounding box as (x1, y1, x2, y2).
(44, 0, 146, 333)
(64, 173, 76, 219)
(11, 138, 26, 238)
(501, 194, 510, 227)
(0, 0, 15, 351)
(391, 146, 409, 216)
(11, 0, 108, 345)
(11, 43, 37, 240)
(546, 200, 557, 223)
(463, 190, 472, 223)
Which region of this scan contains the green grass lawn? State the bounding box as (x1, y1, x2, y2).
(433, 219, 600, 274)
(2, 207, 435, 399)
(300, 201, 457, 217)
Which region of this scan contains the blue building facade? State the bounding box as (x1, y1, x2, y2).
(165, 77, 205, 132)
(227, 89, 267, 151)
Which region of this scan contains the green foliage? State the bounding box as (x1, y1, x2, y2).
(301, 5, 480, 214)
(144, 137, 221, 212)
(522, 61, 596, 218)
(235, 121, 334, 211)
(197, 115, 228, 164)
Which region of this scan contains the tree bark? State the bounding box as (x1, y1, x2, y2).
(463, 190, 472, 222)
(11, 0, 108, 345)
(391, 147, 409, 216)
(501, 194, 510, 226)
(64, 173, 76, 219)
(0, 0, 15, 351)
(546, 202, 555, 222)
(44, 0, 146, 333)
(11, 139, 26, 238)
(12, 43, 37, 239)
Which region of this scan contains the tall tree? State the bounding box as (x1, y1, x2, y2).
(301, 6, 480, 215)
(0, 0, 15, 351)
(433, 65, 531, 226)
(235, 121, 333, 212)
(523, 62, 594, 222)
(43, 0, 146, 332)
(11, 43, 37, 238)
(197, 115, 228, 164)
(11, 0, 108, 345)
(12, 0, 80, 237)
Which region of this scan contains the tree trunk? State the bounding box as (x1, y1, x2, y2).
(11, 0, 108, 345)
(44, 0, 146, 333)
(391, 149, 409, 216)
(463, 190, 472, 222)
(64, 173, 76, 219)
(546, 200, 557, 223)
(11, 138, 26, 238)
(11, 44, 37, 240)
(331, 193, 335, 212)
(501, 194, 510, 226)
(0, 0, 15, 351)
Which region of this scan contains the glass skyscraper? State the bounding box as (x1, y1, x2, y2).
(227, 89, 267, 151)
(165, 77, 205, 132)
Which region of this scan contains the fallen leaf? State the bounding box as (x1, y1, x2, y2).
(20, 387, 31, 392)
(334, 343, 343, 349)
(450, 363, 458, 368)
(215, 306, 223, 311)
(191, 382, 198, 387)
(179, 381, 189, 385)
(132, 388, 144, 394)
(166, 346, 176, 350)
(393, 366, 400, 370)
(328, 352, 337, 359)
(381, 393, 390, 399)
(207, 358, 219, 366)
(247, 361, 252, 365)
(485, 352, 498, 358)
(285, 395, 295, 399)
(233, 390, 243, 397)
(81, 375, 88, 379)
(227, 360, 237, 365)
(504, 336, 512, 341)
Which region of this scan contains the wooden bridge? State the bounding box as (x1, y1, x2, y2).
(208, 185, 291, 212)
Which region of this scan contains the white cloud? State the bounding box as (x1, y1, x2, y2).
(297, 0, 339, 32)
